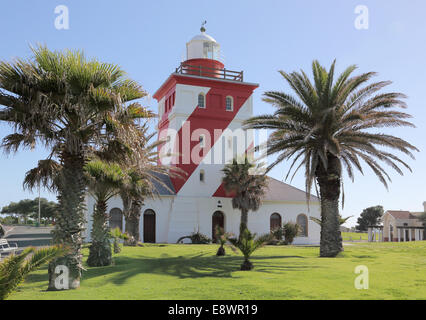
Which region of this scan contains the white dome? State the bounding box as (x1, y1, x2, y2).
(190, 32, 217, 43)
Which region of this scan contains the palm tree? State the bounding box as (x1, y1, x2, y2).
(120, 170, 150, 244)
(228, 228, 271, 270)
(0, 246, 67, 300)
(118, 128, 179, 245)
(84, 160, 127, 267)
(222, 157, 268, 236)
(110, 227, 129, 254)
(0, 46, 149, 288)
(244, 60, 417, 257)
(215, 225, 232, 256)
(310, 215, 353, 226)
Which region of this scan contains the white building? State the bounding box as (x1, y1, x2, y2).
(84, 27, 321, 245)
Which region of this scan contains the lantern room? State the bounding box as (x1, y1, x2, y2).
(186, 26, 221, 61)
(182, 24, 225, 77)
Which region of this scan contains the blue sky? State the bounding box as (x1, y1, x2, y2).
(0, 0, 425, 226)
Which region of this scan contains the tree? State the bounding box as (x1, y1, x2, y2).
(356, 206, 384, 232)
(84, 160, 127, 267)
(244, 60, 417, 257)
(1, 199, 35, 224)
(0, 46, 149, 289)
(35, 198, 59, 224)
(0, 245, 66, 300)
(0, 198, 58, 224)
(118, 128, 177, 245)
(222, 157, 268, 236)
(228, 228, 271, 271)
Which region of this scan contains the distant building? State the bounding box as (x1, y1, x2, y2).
(379, 202, 425, 242)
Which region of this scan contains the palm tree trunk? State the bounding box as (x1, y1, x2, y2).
(241, 257, 253, 271)
(125, 199, 142, 245)
(240, 208, 248, 233)
(48, 151, 85, 290)
(87, 200, 112, 267)
(316, 154, 343, 257)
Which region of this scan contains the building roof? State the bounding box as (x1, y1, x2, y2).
(154, 174, 317, 202)
(263, 177, 319, 202)
(386, 210, 419, 220)
(151, 172, 176, 196)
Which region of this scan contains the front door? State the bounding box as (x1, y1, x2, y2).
(212, 211, 225, 243)
(143, 210, 156, 243)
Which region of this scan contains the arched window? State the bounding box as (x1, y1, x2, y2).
(297, 214, 308, 237)
(109, 208, 123, 231)
(212, 211, 225, 242)
(198, 93, 205, 108)
(270, 213, 282, 231)
(227, 136, 233, 149)
(225, 96, 233, 111)
(200, 169, 205, 182)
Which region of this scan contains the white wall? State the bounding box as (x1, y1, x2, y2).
(84, 194, 321, 245)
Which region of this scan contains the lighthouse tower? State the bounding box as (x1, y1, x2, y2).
(84, 27, 322, 245)
(153, 26, 259, 200)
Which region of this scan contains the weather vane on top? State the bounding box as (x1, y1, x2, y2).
(200, 20, 207, 32)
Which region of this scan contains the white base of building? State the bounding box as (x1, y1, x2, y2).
(83, 194, 321, 245)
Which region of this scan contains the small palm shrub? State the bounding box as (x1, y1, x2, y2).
(177, 231, 211, 244)
(268, 227, 284, 245)
(215, 226, 233, 256)
(110, 228, 129, 254)
(228, 228, 272, 270)
(0, 245, 67, 300)
(283, 222, 300, 245)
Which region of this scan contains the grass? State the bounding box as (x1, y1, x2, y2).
(342, 232, 368, 241)
(8, 241, 426, 300)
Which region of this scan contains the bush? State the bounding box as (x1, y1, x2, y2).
(0, 216, 18, 225)
(268, 227, 284, 245)
(283, 222, 300, 245)
(177, 232, 211, 244)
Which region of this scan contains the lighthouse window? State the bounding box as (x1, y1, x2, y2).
(200, 170, 205, 182)
(226, 96, 233, 111)
(198, 93, 205, 108)
(199, 134, 205, 148)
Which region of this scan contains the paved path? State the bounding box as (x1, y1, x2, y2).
(5, 226, 54, 248)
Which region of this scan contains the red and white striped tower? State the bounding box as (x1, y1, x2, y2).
(153, 26, 259, 199)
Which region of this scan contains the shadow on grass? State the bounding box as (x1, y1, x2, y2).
(80, 253, 317, 286)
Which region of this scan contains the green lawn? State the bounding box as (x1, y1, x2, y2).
(8, 241, 426, 300)
(342, 232, 368, 241)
